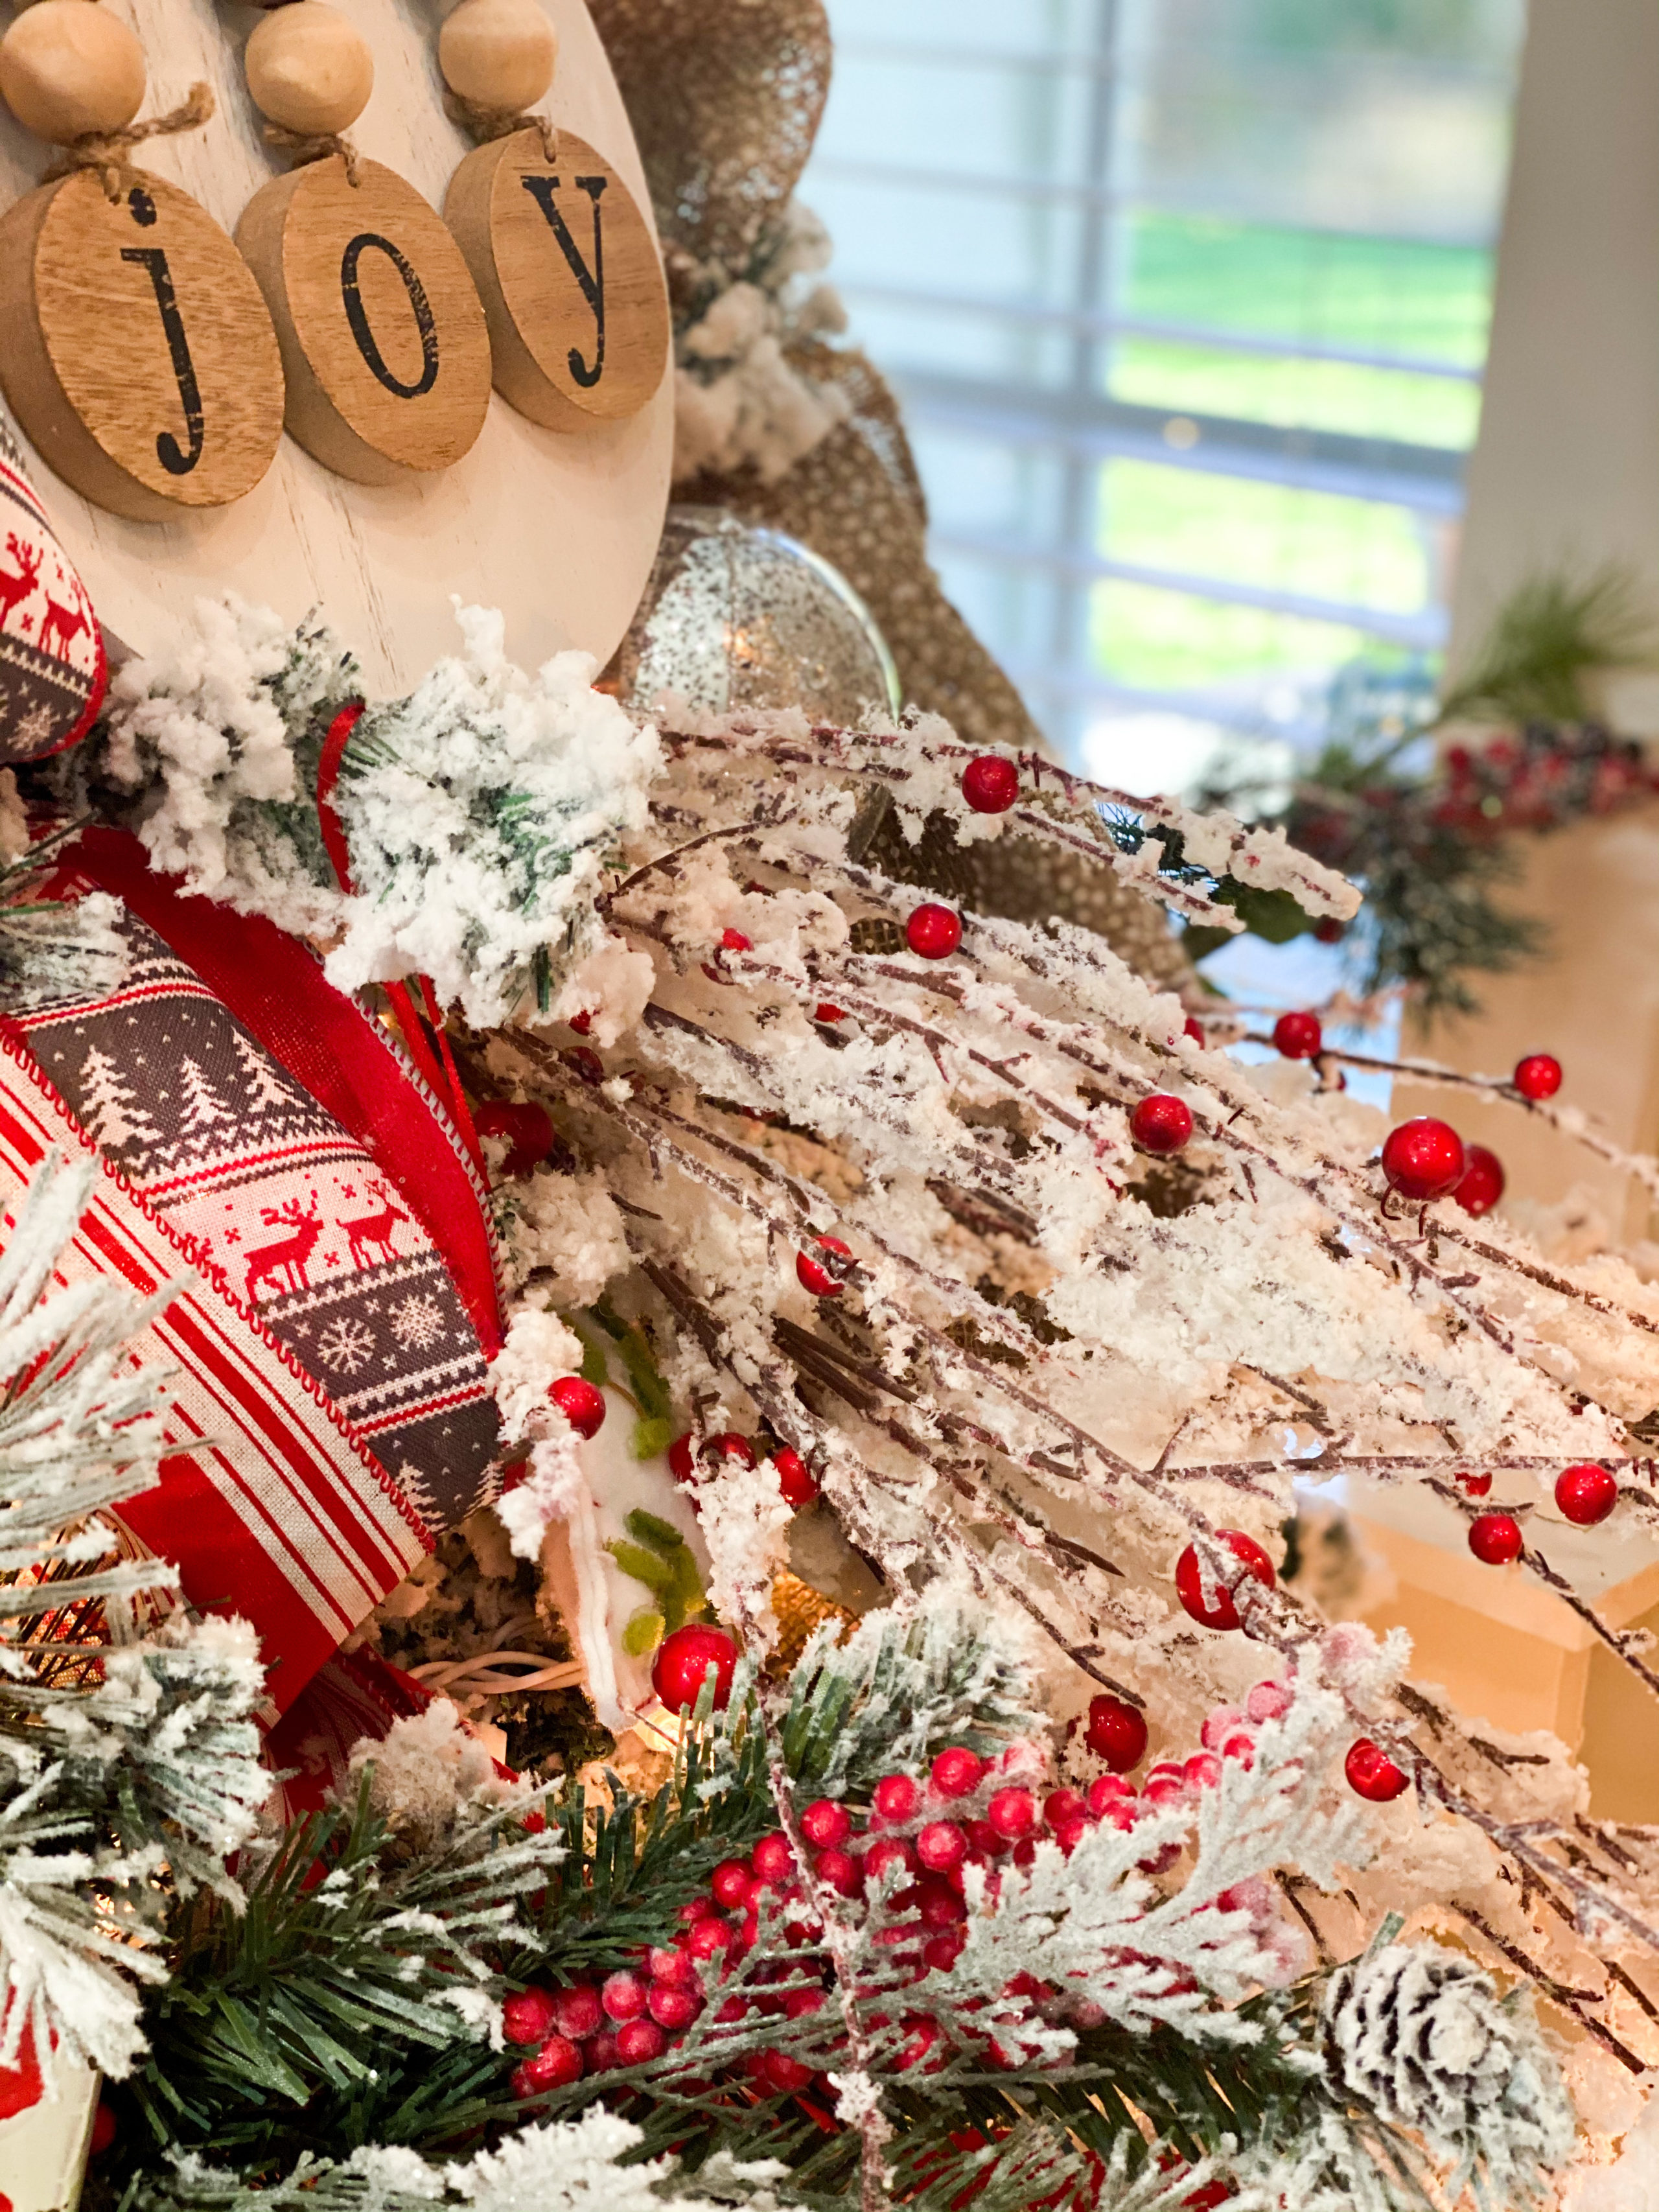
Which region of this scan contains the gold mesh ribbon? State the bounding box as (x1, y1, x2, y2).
(768, 1570, 857, 1677)
(45, 80, 215, 203)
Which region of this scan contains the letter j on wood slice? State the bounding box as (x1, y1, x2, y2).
(445, 128, 669, 432)
(235, 156, 493, 484)
(0, 172, 285, 522)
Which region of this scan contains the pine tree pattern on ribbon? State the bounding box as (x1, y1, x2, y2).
(14, 910, 499, 1530)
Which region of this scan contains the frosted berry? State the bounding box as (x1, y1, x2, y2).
(1557, 1463, 1618, 1526)
(1245, 1679, 1292, 1723)
(1084, 1694, 1148, 1772)
(647, 1945, 695, 1986)
(773, 1447, 820, 1508)
(647, 1982, 700, 2030)
(601, 1970, 647, 2022)
(816, 1846, 862, 1896)
(616, 2019, 666, 2065)
(930, 1747, 985, 1799)
(651, 1624, 739, 1710)
(1381, 1117, 1465, 1203)
(1454, 1470, 1492, 1498)
(866, 1837, 917, 1881)
(1141, 1767, 1186, 1808)
(1174, 1531, 1276, 1629)
(1272, 1010, 1322, 1060)
(563, 1044, 605, 1086)
(1514, 1052, 1562, 1101)
(763, 2048, 814, 2094)
(962, 752, 1019, 813)
(923, 1930, 965, 1973)
(815, 1001, 845, 1023)
(1085, 1774, 1131, 1817)
(1131, 1093, 1194, 1155)
(1183, 1751, 1223, 1791)
(503, 1985, 560, 2045)
(586, 2031, 621, 2071)
(1454, 1144, 1505, 1217)
(686, 1916, 733, 1960)
(986, 1785, 1038, 1839)
(1200, 1706, 1244, 1751)
(872, 1773, 920, 1824)
(515, 2034, 583, 2093)
(1044, 1787, 1086, 1831)
(750, 1831, 796, 1885)
(1345, 1739, 1408, 1803)
(800, 1798, 851, 1848)
(710, 1858, 752, 1909)
(710, 1432, 757, 1469)
(1468, 1511, 1524, 1566)
(548, 1375, 606, 1439)
(916, 1820, 967, 1872)
(474, 1099, 554, 1179)
(796, 1234, 853, 1296)
(906, 902, 962, 959)
(550, 1983, 603, 2040)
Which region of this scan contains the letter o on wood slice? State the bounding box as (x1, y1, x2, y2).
(236, 155, 492, 484)
(0, 171, 285, 522)
(444, 128, 668, 432)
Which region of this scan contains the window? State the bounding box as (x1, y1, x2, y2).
(802, 0, 1527, 777)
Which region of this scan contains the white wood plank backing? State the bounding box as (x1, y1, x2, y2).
(0, 0, 671, 693)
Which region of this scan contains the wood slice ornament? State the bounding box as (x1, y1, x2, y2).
(236, 154, 493, 483)
(445, 125, 669, 431)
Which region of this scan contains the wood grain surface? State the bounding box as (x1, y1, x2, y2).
(237, 154, 491, 483)
(445, 126, 667, 432)
(0, 0, 673, 690)
(0, 169, 284, 520)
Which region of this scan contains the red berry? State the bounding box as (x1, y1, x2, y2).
(1141, 1768, 1186, 1808)
(568, 1009, 593, 1035)
(711, 1859, 752, 1909)
(586, 2031, 621, 2071)
(602, 1970, 647, 2022)
(1183, 1016, 1206, 1047)
(1245, 1681, 1291, 1723)
(1557, 1463, 1618, 1526)
(1174, 1531, 1277, 1629)
(686, 1916, 733, 1960)
(1085, 1775, 1133, 1819)
(651, 1624, 739, 1710)
(774, 1447, 820, 1508)
(89, 2103, 117, 2156)
(873, 1773, 920, 1824)
(815, 1846, 862, 1895)
(515, 2034, 584, 2093)
(548, 1375, 606, 1439)
(801, 1799, 850, 1848)
(923, 1931, 965, 1973)
(1454, 1145, 1505, 1217)
(721, 927, 752, 954)
(710, 1432, 758, 1469)
(563, 1044, 605, 1086)
(1131, 1094, 1194, 1155)
(1514, 1053, 1562, 1101)
(762, 2049, 815, 2095)
(503, 1985, 561, 2045)
(751, 1832, 796, 1885)
(986, 1786, 1038, 1840)
(1454, 1470, 1492, 1498)
(1084, 1694, 1148, 1772)
(648, 1981, 701, 2031)
(1314, 916, 1345, 945)
(930, 1747, 985, 1799)
(1345, 1739, 1409, 1803)
(866, 1837, 917, 1881)
(1183, 1752, 1223, 1791)
(647, 1945, 693, 1986)
(906, 902, 962, 959)
(1043, 1787, 1086, 1831)
(1468, 1511, 1524, 1566)
(668, 1432, 696, 1482)
(616, 2019, 666, 2065)
(916, 1821, 967, 1872)
(550, 1983, 604, 2040)
(796, 1234, 853, 1296)
(815, 1001, 845, 1023)
(1381, 1117, 1465, 1203)
(1272, 1010, 1322, 1060)
(784, 1987, 826, 2020)
(962, 753, 1019, 813)
(474, 1099, 555, 1179)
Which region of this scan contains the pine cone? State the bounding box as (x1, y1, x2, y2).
(1320, 1942, 1570, 2172)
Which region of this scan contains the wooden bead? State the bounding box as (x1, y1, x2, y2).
(235, 155, 491, 484)
(445, 128, 668, 432)
(438, 0, 555, 112)
(244, 1, 373, 136)
(0, 0, 145, 144)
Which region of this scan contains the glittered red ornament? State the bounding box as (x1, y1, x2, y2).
(1454, 1144, 1505, 1217)
(651, 1624, 739, 1710)
(1085, 1694, 1148, 1771)
(1271, 1010, 1322, 1060)
(1556, 1463, 1618, 1526)
(1513, 1052, 1562, 1101)
(474, 1099, 554, 1179)
(1174, 1531, 1277, 1630)
(1380, 1117, 1465, 1203)
(796, 1234, 853, 1296)
(772, 1446, 820, 1508)
(548, 1375, 606, 1439)
(1468, 1511, 1524, 1566)
(1345, 1739, 1408, 1802)
(1131, 1094, 1194, 1155)
(906, 902, 962, 959)
(961, 753, 1019, 813)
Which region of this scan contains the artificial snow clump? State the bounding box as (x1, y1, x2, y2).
(346, 1699, 512, 1840)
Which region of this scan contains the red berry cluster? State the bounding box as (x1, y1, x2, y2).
(505, 1951, 705, 2098)
(668, 1428, 822, 1510)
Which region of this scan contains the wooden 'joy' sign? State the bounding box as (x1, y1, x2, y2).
(0, 0, 674, 693)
